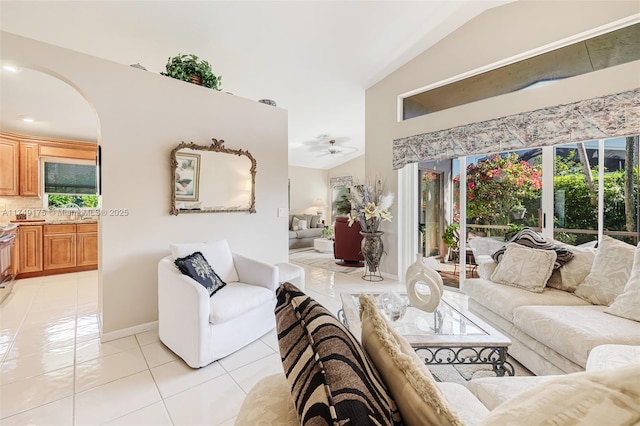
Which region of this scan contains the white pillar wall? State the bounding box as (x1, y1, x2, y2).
(2, 31, 289, 338)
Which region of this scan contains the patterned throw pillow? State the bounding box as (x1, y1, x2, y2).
(491, 227, 573, 269)
(174, 252, 226, 297)
(490, 243, 557, 292)
(574, 236, 636, 306)
(605, 246, 640, 321)
(546, 243, 597, 292)
(275, 283, 401, 425)
(359, 294, 464, 426)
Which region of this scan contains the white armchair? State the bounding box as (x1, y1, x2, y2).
(158, 240, 278, 368)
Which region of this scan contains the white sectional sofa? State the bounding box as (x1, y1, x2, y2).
(464, 277, 640, 375)
(464, 233, 640, 376)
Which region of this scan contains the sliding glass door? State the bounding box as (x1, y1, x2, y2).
(419, 169, 443, 257)
(553, 136, 639, 245)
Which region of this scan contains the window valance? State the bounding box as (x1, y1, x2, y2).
(392, 88, 640, 169)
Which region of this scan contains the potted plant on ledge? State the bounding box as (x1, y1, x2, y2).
(161, 54, 222, 90)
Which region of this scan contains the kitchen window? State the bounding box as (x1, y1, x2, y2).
(42, 159, 99, 209)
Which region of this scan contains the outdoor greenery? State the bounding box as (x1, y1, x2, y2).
(442, 223, 459, 249)
(48, 195, 99, 208)
(456, 153, 542, 225)
(161, 54, 222, 90)
(452, 147, 639, 246)
(334, 194, 352, 216)
(553, 147, 640, 244)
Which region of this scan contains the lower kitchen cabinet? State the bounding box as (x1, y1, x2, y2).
(17, 222, 98, 278)
(44, 224, 76, 270)
(19, 225, 43, 274)
(76, 223, 98, 267)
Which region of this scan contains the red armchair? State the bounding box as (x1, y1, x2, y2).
(333, 216, 364, 266)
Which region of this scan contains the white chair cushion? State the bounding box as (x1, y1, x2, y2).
(169, 240, 240, 283)
(209, 282, 273, 324)
(205, 240, 240, 283)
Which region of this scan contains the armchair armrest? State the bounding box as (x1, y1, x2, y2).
(158, 256, 212, 368)
(232, 253, 278, 292)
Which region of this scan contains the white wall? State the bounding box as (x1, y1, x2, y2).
(365, 1, 640, 277)
(1, 32, 289, 336)
(328, 155, 365, 184)
(288, 166, 329, 217)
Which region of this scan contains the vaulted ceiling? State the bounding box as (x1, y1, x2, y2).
(0, 1, 511, 169)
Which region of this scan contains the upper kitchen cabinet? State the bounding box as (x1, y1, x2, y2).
(19, 142, 39, 196)
(0, 134, 39, 197)
(0, 137, 19, 195)
(0, 132, 98, 197)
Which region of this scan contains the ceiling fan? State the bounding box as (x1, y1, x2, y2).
(315, 139, 358, 157)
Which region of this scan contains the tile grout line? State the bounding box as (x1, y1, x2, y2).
(0, 278, 41, 366)
(137, 333, 177, 425)
(73, 272, 80, 426)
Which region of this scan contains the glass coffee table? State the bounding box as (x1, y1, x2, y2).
(339, 292, 514, 376)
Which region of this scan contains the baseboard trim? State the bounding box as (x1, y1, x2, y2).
(101, 320, 158, 343)
(382, 272, 399, 281)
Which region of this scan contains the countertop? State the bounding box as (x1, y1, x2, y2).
(3, 219, 98, 225)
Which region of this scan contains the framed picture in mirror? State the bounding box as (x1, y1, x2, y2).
(175, 152, 200, 201)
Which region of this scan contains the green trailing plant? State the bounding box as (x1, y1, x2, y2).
(321, 226, 334, 239)
(442, 224, 459, 249)
(161, 54, 222, 90)
(504, 223, 523, 241)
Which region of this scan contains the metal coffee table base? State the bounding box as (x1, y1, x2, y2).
(414, 346, 515, 377)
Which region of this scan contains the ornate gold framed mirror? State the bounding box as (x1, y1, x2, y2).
(170, 139, 256, 215)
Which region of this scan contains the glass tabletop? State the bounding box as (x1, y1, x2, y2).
(349, 293, 487, 337)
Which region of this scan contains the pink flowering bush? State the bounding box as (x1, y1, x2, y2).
(454, 153, 542, 224)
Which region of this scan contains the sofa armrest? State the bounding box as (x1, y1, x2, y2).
(232, 253, 278, 292)
(158, 256, 212, 368)
(586, 344, 640, 371)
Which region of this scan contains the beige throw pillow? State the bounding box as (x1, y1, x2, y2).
(359, 294, 463, 426)
(574, 236, 636, 306)
(489, 243, 556, 293)
(605, 245, 640, 322)
(480, 364, 640, 426)
(546, 244, 596, 292)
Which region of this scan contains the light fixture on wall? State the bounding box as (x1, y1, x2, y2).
(312, 198, 327, 216)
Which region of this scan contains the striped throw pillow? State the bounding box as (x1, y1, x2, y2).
(491, 227, 573, 269)
(275, 283, 402, 425)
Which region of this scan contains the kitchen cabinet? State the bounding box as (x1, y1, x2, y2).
(16, 222, 98, 278)
(76, 223, 98, 267)
(0, 138, 19, 196)
(0, 136, 40, 197)
(0, 131, 98, 199)
(19, 142, 40, 196)
(19, 225, 43, 274)
(43, 224, 76, 270)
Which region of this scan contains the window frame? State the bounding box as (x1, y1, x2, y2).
(41, 157, 100, 211)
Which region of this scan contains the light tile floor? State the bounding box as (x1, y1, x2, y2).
(0, 262, 461, 425)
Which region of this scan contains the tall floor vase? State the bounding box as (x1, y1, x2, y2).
(360, 231, 384, 282)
